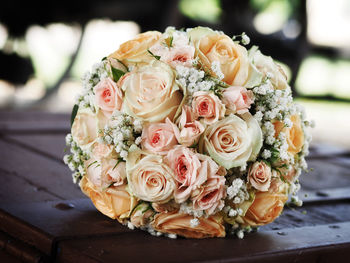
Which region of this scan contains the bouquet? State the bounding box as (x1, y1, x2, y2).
(64, 27, 312, 239)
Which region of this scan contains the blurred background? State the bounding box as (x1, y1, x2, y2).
(0, 0, 349, 149)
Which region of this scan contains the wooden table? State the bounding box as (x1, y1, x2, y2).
(0, 111, 349, 263)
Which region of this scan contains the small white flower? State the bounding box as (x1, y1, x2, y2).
(190, 218, 199, 227)
(241, 33, 250, 45)
(63, 155, 70, 164)
(237, 230, 244, 239)
(127, 221, 135, 230)
(120, 150, 128, 159)
(228, 209, 237, 217)
(135, 136, 142, 145)
(233, 197, 241, 204)
(262, 149, 272, 159)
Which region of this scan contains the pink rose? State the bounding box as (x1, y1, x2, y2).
(191, 155, 226, 215)
(141, 119, 178, 155)
(248, 161, 272, 192)
(165, 146, 207, 203)
(85, 157, 126, 189)
(192, 91, 225, 124)
(94, 77, 123, 116)
(222, 86, 254, 114)
(101, 159, 127, 188)
(170, 106, 205, 147)
(166, 46, 194, 68)
(149, 32, 195, 68)
(85, 157, 102, 186)
(91, 142, 114, 159)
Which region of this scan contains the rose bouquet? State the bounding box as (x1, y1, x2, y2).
(64, 27, 312, 239)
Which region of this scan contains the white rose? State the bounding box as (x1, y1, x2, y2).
(199, 113, 263, 169)
(120, 61, 183, 122)
(126, 147, 175, 203)
(71, 108, 100, 149)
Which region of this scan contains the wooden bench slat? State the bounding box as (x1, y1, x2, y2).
(0, 199, 132, 256)
(56, 221, 350, 263)
(0, 139, 84, 202)
(0, 231, 48, 263)
(0, 169, 60, 204)
(0, 112, 70, 134)
(300, 187, 350, 203)
(2, 134, 66, 162)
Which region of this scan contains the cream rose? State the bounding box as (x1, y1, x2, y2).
(80, 176, 137, 222)
(170, 106, 205, 147)
(165, 146, 207, 203)
(94, 77, 123, 116)
(120, 61, 183, 122)
(108, 31, 162, 63)
(199, 113, 263, 169)
(247, 161, 272, 192)
(71, 108, 99, 149)
(222, 86, 254, 114)
(141, 119, 178, 155)
(151, 211, 225, 238)
(250, 48, 288, 90)
(126, 148, 175, 203)
(192, 91, 225, 125)
(274, 114, 304, 155)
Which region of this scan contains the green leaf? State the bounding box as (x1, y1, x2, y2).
(111, 67, 125, 82)
(112, 158, 124, 170)
(70, 104, 79, 127)
(102, 56, 107, 61)
(87, 160, 98, 169)
(147, 49, 161, 60)
(116, 59, 129, 72)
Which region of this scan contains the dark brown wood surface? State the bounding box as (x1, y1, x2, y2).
(0, 111, 349, 263)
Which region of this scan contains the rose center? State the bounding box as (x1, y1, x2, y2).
(102, 89, 112, 103)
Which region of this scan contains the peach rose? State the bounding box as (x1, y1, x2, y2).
(121, 61, 183, 122)
(188, 27, 250, 86)
(199, 113, 262, 169)
(94, 77, 123, 116)
(222, 86, 254, 114)
(151, 211, 225, 238)
(80, 176, 136, 222)
(274, 114, 304, 155)
(141, 119, 178, 155)
(126, 149, 175, 203)
(130, 202, 154, 227)
(165, 146, 207, 203)
(108, 31, 162, 63)
(170, 106, 205, 147)
(247, 161, 272, 192)
(71, 108, 99, 149)
(152, 200, 180, 213)
(242, 190, 288, 226)
(191, 158, 226, 215)
(192, 91, 225, 125)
